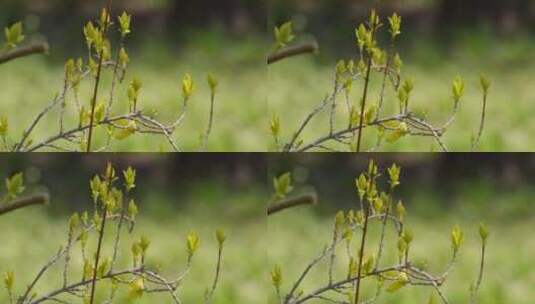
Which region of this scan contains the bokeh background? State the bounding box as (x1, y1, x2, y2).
(268, 154, 535, 303)
(0, 154, 267, 303)
(269, 0, 535, 151)
(0, 0, 267, 151)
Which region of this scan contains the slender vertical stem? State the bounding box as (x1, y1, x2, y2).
(87, 0, 113, 152)
(353, 204, 370, 304)
(329, 82, 339, 135)
(377, 39, 395, 120)
(476, 243, 486, 289)
(109, 206, 125, 272)
(202, 91, 216, 151)
(328, 223, 338, 284)
(472, 92, 488, 151)
(471, 242, 486, 303)
(206, 245, 223, 303)
(89, 205, 108, 304)
(63, 231, 73, 287)
(106, 36, 125, 118)
(355, 55, 373, 152)
(375, 203, 390, 268)
(89, 167, 113, 304)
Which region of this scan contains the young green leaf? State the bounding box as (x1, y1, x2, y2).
(274, 172, 293, 199)
(0, 116, 8, 137)
(186, 231, 200, 257)
(118, 12, 132, 36)
(451, 224, 464, 253)
(4, 22, 24, 49)
(274, 21, 295, 49)
(182, 73, 194, 100)
(271, 264, 282, 288)
(6, 172, 24, 199)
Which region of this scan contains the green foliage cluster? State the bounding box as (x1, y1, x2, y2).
(270, 161, 489, 304)
(1, 163, 227, 304)
(269, 10, 491, 152)
(0, 2, 220, 152)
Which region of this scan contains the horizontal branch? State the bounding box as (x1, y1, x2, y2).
(268, 42, 319, 65)
(0, 42, 49, 65)
(0, 193, 49, 216)
(268, 193, 318, 216)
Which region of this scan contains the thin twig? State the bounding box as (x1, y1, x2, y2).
(202, 91, 216, 151)
(471, 92, 488, 151)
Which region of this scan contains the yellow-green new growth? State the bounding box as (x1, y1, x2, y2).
(128, 199, 138, 220)
(271, 265, 282, 288)
(97, 257, 110, 278)
(274, 172, 293, 199)
(118, 12, 132, 36)
(4, 22, 24, 49)
(3, 270, 14, 291)
(480, 74, 491, 95)
(99, 8, 111, 30)
(0, 116, 8, 137)
(388, 13, 402, 39)
(6, 172, 24, 199)
(270, 114, 281, 138)
(216, 229, 226, 246)
(479, 222, 489, 244)
(396, 200, 406, 222)
(387, 163, 401, 189)
(386, 272, 409, 293)
(182, 73, 194, 100)
(139, 236, 150, 256)
(119, 47, 129, 68)
(356, 173, 367, 201)
(207, 73, 219, 93)
(90, 175, 101, 203)
(128, 278, 145, 299)
(123, 167, 136, 192)
(274, 22, 295, 50)
(451, 224, 464, 253)
(186, 231, 200, 257)
(69, 213, 80, 232)
(452, 76, 465, 103)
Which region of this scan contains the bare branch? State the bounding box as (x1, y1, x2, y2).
(0, 193, 49, 216)
(0, 42, 49, 65)
(268, 193, 318, 216)
(268, 42, 319, 65)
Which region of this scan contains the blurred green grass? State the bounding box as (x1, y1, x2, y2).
(0, 185, 267, 303)
(268, 32, 535, 151)
(268, 185, 535, 303)
(0, 30, 268, 152)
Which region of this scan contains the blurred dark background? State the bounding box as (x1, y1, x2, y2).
(0, 0, 266, 56)
(0, 154, 267, 216)
(270, 0, 535, 57)
(269, 154, 535, 219)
